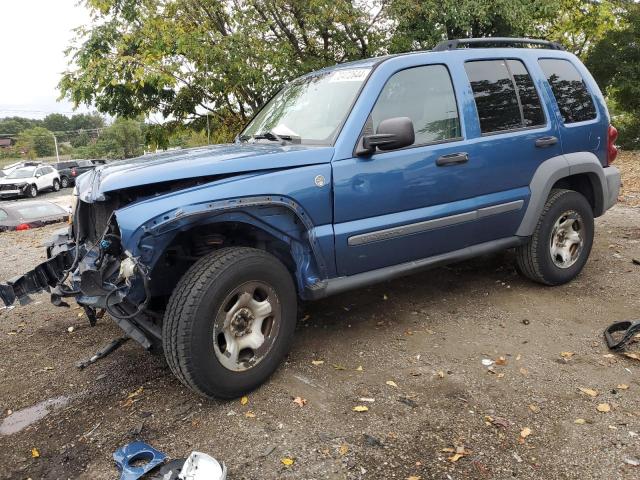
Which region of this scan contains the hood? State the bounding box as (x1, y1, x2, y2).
(77, 143, 334, 202)
(0, 176, 31, 185)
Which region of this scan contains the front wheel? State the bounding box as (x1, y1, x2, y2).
(52, 179, 61, 192)
(163, 247, 297, 399)
(516, 189, 594, 285)
(26, 185, 37, 198)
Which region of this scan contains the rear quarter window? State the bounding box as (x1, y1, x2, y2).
(538, 58, 597, 124)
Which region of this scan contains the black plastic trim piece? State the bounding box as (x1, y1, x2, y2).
(434, 37, 565, 52)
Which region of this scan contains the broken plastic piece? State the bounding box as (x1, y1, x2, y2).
(179, 451, 227, 480)
(76, 337, 129, 369)
(113, 441, 167, 480)
(604, 320, 640, 350)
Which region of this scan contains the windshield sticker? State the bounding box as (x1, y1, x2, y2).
(329, 68, 370, 82)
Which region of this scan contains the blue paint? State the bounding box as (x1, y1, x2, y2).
(74, 45, 612, 299)
(113, 441, 166, 480)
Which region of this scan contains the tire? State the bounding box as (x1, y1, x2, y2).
(61, 176, 69, 189)
(26, 185, 37, 198)
(516, 188, 594, 285)
(163, 247, 297, 399)
(52, 179, 61, 192)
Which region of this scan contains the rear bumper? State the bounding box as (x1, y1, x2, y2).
(603, 166, 621, 212)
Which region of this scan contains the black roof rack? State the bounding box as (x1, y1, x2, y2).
(433, 37, 565, 52)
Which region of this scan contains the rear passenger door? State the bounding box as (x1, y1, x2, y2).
(459, 58, 563, 244)
(538, 58, 602, 159)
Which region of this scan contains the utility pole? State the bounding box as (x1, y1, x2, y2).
(206, 113, 210, 145)
(52, 133, 60, 162)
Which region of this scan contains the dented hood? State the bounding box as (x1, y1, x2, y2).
(76, 143, 334, 202)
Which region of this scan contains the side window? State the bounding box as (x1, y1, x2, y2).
(538, 58, 596, 124)
(371, 65, 461, 145)
(0, 209, 7, 221)
(35, 168, 43, 177)
(465, 59, 545, 134)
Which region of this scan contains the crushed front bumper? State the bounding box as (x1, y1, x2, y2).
(0, 229, 76, 306)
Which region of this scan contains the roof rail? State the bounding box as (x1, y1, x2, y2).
(433, 37, 565, 52)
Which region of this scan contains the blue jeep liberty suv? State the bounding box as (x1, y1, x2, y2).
(0, 38, 621, 399)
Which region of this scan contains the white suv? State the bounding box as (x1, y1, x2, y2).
(0, 165, 61, 198)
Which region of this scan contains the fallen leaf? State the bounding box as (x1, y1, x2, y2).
(339, 444, 349, 456)
(597, 403, 611, 413)
(281, 457, 294, 466)
(516, 354, 522, 361)
(603, 354, 615, 358)
(560, 352, 574, 359)
(407, 476, 422, 480)
(520, 427, 532, 439)
(437, 370, 445, 378)
(495, 356, 507, 366)
(245, 411, 256, 418)
(578, 387, 598, 397)
(386, 380, 398, 388)
(333, 364, 346, 370)
(618, 384, 629, 390)
(624, 352, 640, 361)
(31, 448, 40, 458)
(240, 396, 248, 405)
(352, 405, 369, 412)
(528, 404, 540, 414)
(292, 397, 307, 407)
(127, 387, 143, 399)
(519, 367, 529, 376)
(356, 365, 363, 371)
(441, 447, 456, 453)
(448, 453, 463, 462)
(311, 360, 324, 366)
(574, 418, 586, 425)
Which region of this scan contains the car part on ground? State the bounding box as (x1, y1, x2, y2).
(604, 320, 640, 351)
(0, 200, 69, 232)
(113, 441, 167, 480)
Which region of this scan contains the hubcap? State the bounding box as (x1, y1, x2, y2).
(549, 210, 584, 269)
(213, 281, 280, 371)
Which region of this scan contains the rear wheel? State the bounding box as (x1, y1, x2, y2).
(60, 176, 69, 189)
(162, 247, 297, 399)
(516, 188, 594, 285)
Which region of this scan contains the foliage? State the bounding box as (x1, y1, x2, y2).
(16, 127, 57, 159)
(72, 118, 144, 159)
(586, 3, 640, 148)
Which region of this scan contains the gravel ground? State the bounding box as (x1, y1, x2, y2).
(0, 187, 639, 479)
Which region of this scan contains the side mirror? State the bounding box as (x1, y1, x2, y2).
(356, 117, 415, 156)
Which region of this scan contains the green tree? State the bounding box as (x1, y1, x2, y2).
(16, 127, 56, 158)
(59, 0, 386, 141)
(43, 113, 71, 133)
(586, 3, 640, 148)
(69, 113, 105, 131)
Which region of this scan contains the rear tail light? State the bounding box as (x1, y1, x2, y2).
(15, 223, 31, 231)
(71, 168, 77, 176)
(607, 124, 618, 166)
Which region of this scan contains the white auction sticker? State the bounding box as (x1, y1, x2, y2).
(329, 68, 370, 82)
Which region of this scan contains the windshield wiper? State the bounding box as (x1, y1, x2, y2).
(250, 131, 301, 145)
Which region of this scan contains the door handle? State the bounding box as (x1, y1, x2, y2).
(436, 152, 469, 166)
(535, 136, 558, 148)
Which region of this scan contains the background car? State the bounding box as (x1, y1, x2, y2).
(0, 165, 60, 198)
(0, 200, 69, 231)
(52, 159, 102, 188)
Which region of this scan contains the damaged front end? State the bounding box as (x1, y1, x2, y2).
(0, 197, 159, 350)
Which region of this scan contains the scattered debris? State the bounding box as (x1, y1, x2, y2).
(67, 326, 74, 333)
(244, 411, 256, 418)
(632, 258, 640, 266)
(31, 447, 40, 458)
(618, 384, 629, 390)
(338, 444, 349, 456)
(358, 397, 375, 403)
(574, 418, 587, 425)
(560, 352, 574, 359)
(481, 359, 494, 367)
(352, 405, 369, 412)
(179, 451, 227, 479)
(113, 441, 167, 480)
(76, 337, 130, 370)
(333, 364, 346, 370)
(495, 356, 507, 366)
(578, 387, 598, 397)
(362, 433, 383, 447)
(311, 360, 324, 366)
(624, 458, 640, 467)
(398, 396, 418, 408)
(519, 427, 532, 442)
(386, 380, 398, 388)
(597, 403, 611, 413)
(281, 457, 294, 467)
(292, 397, 307, 407)
(240, 396, 248, 406)
(528, 404, 540, 414)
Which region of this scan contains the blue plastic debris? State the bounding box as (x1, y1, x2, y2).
(113, 441, 167, 480)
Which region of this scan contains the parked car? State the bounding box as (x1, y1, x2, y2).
(0, 200, 69, 231)
(0, 165, 61, 198)
(52, 160, 99, 188)
(0, 38, 621, 399)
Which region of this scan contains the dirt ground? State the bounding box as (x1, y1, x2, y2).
(1, 159, 639, 480)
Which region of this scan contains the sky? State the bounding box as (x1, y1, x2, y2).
(0, 0, 92, 119)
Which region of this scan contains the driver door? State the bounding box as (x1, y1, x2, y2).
(34, 167, 48, 190)
(332, 63, 474, 276)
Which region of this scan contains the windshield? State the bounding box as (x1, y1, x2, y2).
(241, 67, 371, 145)
(7, 167, 36, 179)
